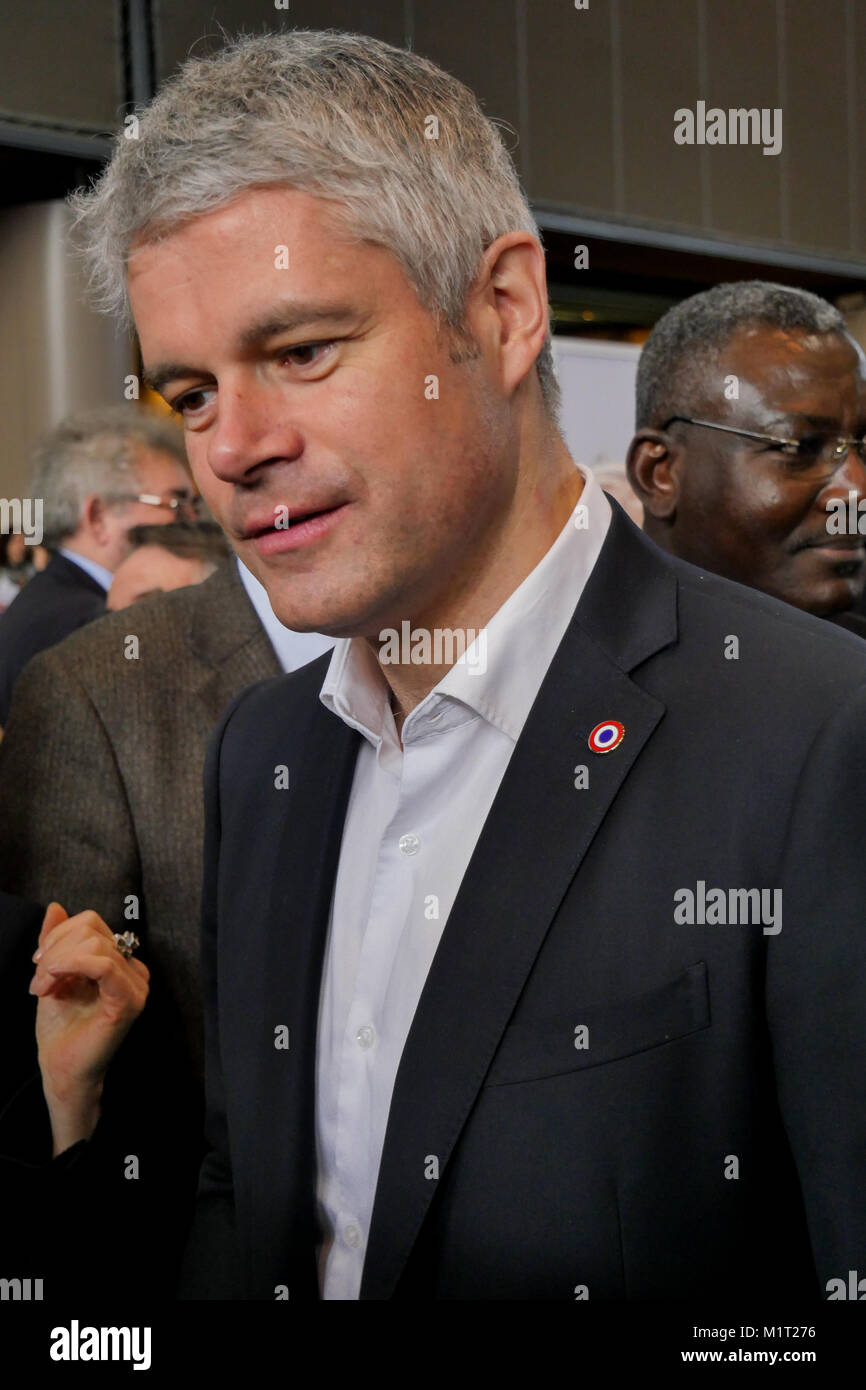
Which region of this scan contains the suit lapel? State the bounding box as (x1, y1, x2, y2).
(188, 560, 282, 722)
(361, 509, 678, 1298)
(254, 692, 360, 1296)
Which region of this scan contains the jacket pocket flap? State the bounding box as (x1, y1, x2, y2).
(485, 961, 710, 1085)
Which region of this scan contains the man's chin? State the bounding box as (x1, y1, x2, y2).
(267, 598, 368, 640)
(771, 580, 862, 619)
(270, 605, 332, 635)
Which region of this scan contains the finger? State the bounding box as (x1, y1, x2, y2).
(37, 902, 68, 952)
(33, 945, 149, 1007)
(34, 909, 119, 962)
(34, 936, 149, 999)
(34, 934, 145, 989)
(30, 968, 99, 998)
(36, 928, 119, 975)
(35, 913, 95, 961)
(127, 957, 150, 985)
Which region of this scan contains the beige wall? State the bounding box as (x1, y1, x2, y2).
(0, 202, 132, 498)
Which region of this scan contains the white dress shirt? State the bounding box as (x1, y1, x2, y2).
(58, 547, 114, 593)
(236, 557, 334, 673)
(314, 465, 612, 1299)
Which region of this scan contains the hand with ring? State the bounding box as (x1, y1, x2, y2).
(29, 903, 150, 1155)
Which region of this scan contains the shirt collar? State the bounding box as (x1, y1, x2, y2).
(58, 547, 114, 593)
(320, 465, 611, 748)
(436, 464, 610, 741)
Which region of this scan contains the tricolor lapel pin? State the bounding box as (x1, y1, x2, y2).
(588, 719, 625, 754)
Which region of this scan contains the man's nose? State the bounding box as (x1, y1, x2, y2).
(206, 379, 302, 482)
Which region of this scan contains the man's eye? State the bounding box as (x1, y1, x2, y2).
(280, 342, 333, 367)
(169, 344, 333, 417)
(788, 435, 825, 462)
(172, 389, 212, 418)
(767, 434, 823, 464)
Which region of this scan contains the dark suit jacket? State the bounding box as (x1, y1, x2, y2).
(828, 608, 866, 639)
(183, 505, 866, 1300)
(0, 551, 106, 725)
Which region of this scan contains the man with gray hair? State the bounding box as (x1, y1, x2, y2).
(66, 30, 866, 1302)
(0, 405, 195, 724)
(626, 280, 866, 627)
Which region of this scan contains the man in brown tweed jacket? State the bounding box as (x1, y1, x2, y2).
(0, 553, 331, 1296)
(0, 556, 281, 1078)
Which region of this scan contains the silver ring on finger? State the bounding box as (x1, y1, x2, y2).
(113, 930, 140, 960)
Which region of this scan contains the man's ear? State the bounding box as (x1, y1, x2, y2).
(468, 231, 548, 401)
(626, 430, 681, 521)
(81, 492, 111, 543)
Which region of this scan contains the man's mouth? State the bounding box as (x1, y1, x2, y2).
(242, 503, 338, 538)
(793, 535, 866, 576)
(243, 502, 349, 555)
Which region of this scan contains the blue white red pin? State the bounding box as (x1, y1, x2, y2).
(588, 720, 625, 754)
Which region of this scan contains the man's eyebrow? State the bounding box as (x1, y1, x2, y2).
(797, 413, 849, 430)
(238, 301, 361, 349)
(765, 412, 847, 432)
(142, 302, 363, 395)
(141, 362, 202, 394)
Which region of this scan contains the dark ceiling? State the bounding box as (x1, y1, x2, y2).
(0, 144, 103, 210)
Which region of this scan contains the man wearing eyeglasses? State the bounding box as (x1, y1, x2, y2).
(0, 405, 195, 726)
(626, 280, 866, 632)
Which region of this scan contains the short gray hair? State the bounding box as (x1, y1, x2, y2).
(31, 406, 189, 547)
(68, 29, 561, 424)
(636, 280, 847, 429)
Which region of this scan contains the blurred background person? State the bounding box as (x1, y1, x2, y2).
(626, 281, 866, 635)
(107, 520, 230, 610)
(0, 531, 51, 611)
(0, 535, 23, 611)
(0, 406, 194, 725)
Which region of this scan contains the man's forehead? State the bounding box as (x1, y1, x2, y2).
(128, 189, 398, 376)
(135, 447, 187, 476)
(706, 324, 865, 410)
(130, 184, 349, 258)
(128, 189, 376, 323)
(719, 323, 861, 376)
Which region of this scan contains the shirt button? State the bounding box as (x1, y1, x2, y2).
(356, 1024, 376, 1050)
(399, 832, 420, 856)
(344, 1224, 362, 1249)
